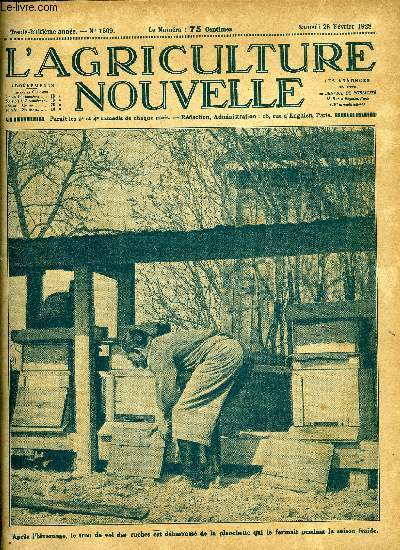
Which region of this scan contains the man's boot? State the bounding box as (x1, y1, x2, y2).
(177, 439, 198, 480)
(202, 424, 222, 487)
(177, 440, 208, 488)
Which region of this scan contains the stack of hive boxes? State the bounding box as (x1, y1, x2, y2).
(98, 344, 165, 479)
(262, 314, 376, 493)
(10, 332, 73, 434)
(290, 318, 375, 441)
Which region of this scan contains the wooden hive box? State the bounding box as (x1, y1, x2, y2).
(100, 347, 159, 421)
(11, 337, 72, 432)
(291, 354, 376, 440)
(98, 347, 161, 461)
(289, 309, 376, 441)
(262, 437, 334, 493)
(107, 423, 165, 479)
(293, 319, 361, 354)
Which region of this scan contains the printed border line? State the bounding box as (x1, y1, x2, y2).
(4, 31, 376, 41)
(7, 123, 378, 528)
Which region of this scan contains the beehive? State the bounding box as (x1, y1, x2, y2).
(98, 346, 165, 475)
(290, 317, 376, 441)
(107, 423, 165, 478)
(11, 340, 72, 432)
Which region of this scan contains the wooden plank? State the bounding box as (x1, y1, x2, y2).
(288, 425, 359, 441)
(23, 362, 69, 371)
(286, 300, 375, 321)
(23, 343, 69, 366)
(12, 403, 64, 418)
(292, 355, 360, 368)
(22, 372, 70, 389)
(11, 327, 106, 343)
(294, 320, 360, 348)
(14, 402, 67, 417)
(261, 439, 334, 494)
(12, 401, 67, 425)
(9, 216, 376, 276)
(11, 434, 74, 450)
(239, 430, 287, 438)
(17, 398, 68, 410)
(295, 343, 357, 354)
(263, 458, 331, 483)
(12, 414, 63, 428)
(12, 426, 67, 434)
(262, 474, 327, 493)
(332, 443, 378, 469)
(11, 328, 75, 343)
(13, 387, 68, 402)
(11, 496, 149, 520)
(220, 435, 377, 469)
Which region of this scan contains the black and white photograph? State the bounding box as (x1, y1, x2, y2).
(8, 125, 378, 525)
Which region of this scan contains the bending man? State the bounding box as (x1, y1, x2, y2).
(123, 324, 243, 486)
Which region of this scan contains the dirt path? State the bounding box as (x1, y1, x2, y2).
(10, 468, 378, 525)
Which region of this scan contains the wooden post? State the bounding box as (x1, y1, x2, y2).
(104, 374, 115, 422)
(73, 267, 97, 474)
(26, 271, 44, 328)
(116, 266, 135, 338)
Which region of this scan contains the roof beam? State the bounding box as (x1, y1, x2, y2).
(8, 216, 375, 276)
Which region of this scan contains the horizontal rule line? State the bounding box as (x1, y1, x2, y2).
(4, 31, 376, 41)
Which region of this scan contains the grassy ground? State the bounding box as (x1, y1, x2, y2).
(10, 466, 378, 525)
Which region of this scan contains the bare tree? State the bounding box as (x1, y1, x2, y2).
(8, 129, 143, 238)
(131, 129, 237, 331)
(8, 127, 375, 355)
(208, 126, 375, 353)
(132, 127, 375, 354)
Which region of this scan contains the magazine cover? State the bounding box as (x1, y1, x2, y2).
(1, 1, 399, 548)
